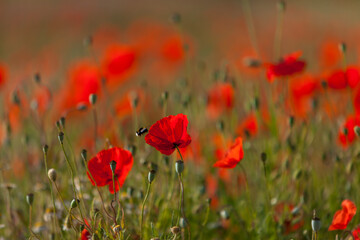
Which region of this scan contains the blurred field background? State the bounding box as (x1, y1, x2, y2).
(1, 0, 360, 239)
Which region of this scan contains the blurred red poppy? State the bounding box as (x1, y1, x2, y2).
(329, 199, 356, 231)
(236, 114, 258, 137)
(353, 226, 360, 240)
(87, 147, 133, 194)
(80, 228, 91, 240)
(213, 137, 244, 168)
(0, 63, 7, 89)
(265, 51, 306, 82)
(327, 67, 360, 90)
(338, 115, 360, 148)
(145, 114, 192, 155)
(207, 83, 234, 119)
(58, 60, 101, 113)
(274, 202, 303, 234)
(101, 44, 136, 88)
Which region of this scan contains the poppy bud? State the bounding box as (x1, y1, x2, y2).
(12, 91, 20, 105)
(33, 72, 41, 84)
(110, 160, 117, 173)
(220, 209, 230, 220)
(261, 152, 267, 163)
(58, 132, 64, 144)
(216, 120, 225, 132)
(277, 0, 286, 11)
(354, 126, 360, 137)
(171, 12, 181, 24)
(311, 210, 321, 232)
(130, 93, 139, 109)
(89, 93, 97, 105)
(206, 198, 212, 205)
(253, 97, 260, 110)
(26, 193, 34, 206)
(70, 198, 80, 209)
(175, 160, 184, 174)
(128, 145, 137, 156)
(81, 149, 87, 161)
(148, 170, 156, 183)
(59, 117, 66, 129)
(288, 116, 295, 128)
(43, 144, 49, 155)
(343, 127, 348, 136)
(76, 103, 88, 111)
(55, 121, 61, 130)
(339, 42, 346, 54)
(170, 226, 180, 235)
(321, 80, 328, 89)
(83, 35, 93, 47)
(48, 168, 57, 182)
(179, 218, 187, 228)
(243, 57, 262, 68)
(161, 91, 169, 102)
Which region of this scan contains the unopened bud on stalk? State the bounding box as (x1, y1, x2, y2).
(26, 193, 34, 206)
(58, 132, 64, 144)
(148, 170, 156, 183)
(70, 198, 80, 209)
(179, 218, 187, 228)
(43, 145, 49, 155)
(34, 73, 41, 84)
(171, 12, 181, 24)
(59, 117, 66, 129)
(339, 42, 347, 54)
(354, 126, 360, 137)
(321, 80, 328, 89)
(110, 160, 117, 173)
(277, 0, 286, 11)
(76, 103, 88, 111)
(220, 209, 230, 220)
(127, 187, 134, 197)
(216, 120, 224, 132)
(206, 198, 212, 205)
(48, 168, 57, 182)
(175, 160, 184, 174)
(311, 210, 321, 232)
(243, 57, 262, 68)
(83, 35, 93, 47)
(170, 226, 180, 235)
(89, 93, 97, 105)
(12, 91, 20, 105)
(130, 92, 139, 109)
(343, 127, 348, 136)
(161, 91, 169, 102)
(288, 116, 295, 128)
(55, 121, 61, 130)
(261, 152, 267, 163)
(81, 149, 87, 161)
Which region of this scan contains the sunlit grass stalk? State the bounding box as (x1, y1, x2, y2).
(274, 1, 285, 60)
(175, 147, 191, 239)
(43, 147, 63, 239)
(140, 181, 152, 240)
(59, 138, 89, 232)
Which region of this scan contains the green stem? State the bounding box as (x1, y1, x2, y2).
(140, 182, 152, 240)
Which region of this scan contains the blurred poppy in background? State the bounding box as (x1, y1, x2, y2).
(329, 199, 356, 231)
(213, 137, 244, 168)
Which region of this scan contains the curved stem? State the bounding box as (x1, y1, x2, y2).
(140, 182, 152, 240)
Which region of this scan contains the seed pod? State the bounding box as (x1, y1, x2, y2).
(261, 152, 267, 163)
(148, 170, 156, 183)
(26, 193, 34, 206)
(48, 169, 57, 182)
(89, 93, 97, 105)
(175, 160, 184, 174)
(58, 132, 64, 144)
(81, 149, 87, 161)
(170, 226, 180, 235)
(220, 209, 230, 220)
(311, 210, 321, 232)
(43, 145, 49, 155)
(70, 198, 80, 209)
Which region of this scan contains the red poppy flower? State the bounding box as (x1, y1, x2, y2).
(58, 60, 101, 113)
(87, 147, 133, 194)
(161, 34, 184, 63)
(145, 114, 191, 155)
(329, 199, 357, 231)
(353, 226, 360, 240)
(207, 83, 234, 119)
(213, 137, 244, 168)
(0, 63, 7, 89)
(265, 51, 306, 82)
(80, 228, 91, 240)
(327, 67, 360, 90)
(236, 114, 258, 137)
(338, 116, 360, 148)
(101, 44, 136, 88)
